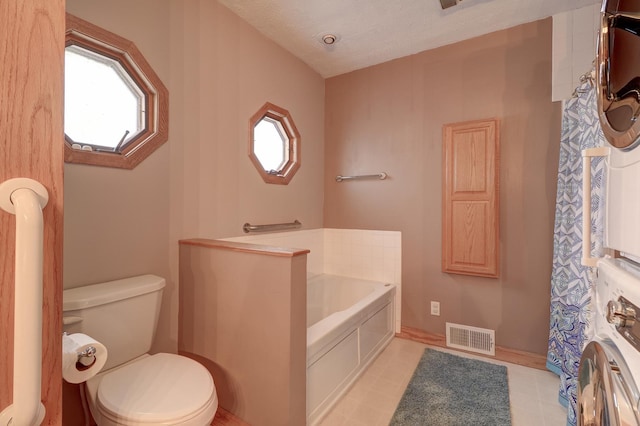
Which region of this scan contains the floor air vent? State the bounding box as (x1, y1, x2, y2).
(446, 323, 495, 356)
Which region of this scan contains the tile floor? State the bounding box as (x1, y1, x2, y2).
(317, 338, 567, 426)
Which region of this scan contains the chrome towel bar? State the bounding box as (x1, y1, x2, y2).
(335, 172, 387, 182)
(243, 220, 302, 233)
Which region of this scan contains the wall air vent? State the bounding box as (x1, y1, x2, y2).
(446, 322, 495, 356)
(439, 0, 459, 10)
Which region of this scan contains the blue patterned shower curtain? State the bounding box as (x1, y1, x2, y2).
(546, 78, 606, 426)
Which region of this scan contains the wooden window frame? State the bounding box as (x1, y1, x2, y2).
(249, 102, 301, 185)
(64, 13, 168, 169)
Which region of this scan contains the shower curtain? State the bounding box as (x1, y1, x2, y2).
(546, 77, 606, 426)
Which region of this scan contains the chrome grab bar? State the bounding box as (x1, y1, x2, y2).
(243, 220, 302, 233)
(335, 172, 387, 182)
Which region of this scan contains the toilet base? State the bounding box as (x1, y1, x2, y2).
(84, 354, 218, 426)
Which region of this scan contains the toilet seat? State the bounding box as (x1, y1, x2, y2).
(87, 353, 217, 425)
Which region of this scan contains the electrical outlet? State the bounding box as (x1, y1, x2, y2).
(430, 301, 440, 316)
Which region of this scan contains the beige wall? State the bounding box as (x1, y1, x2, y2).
(63, 0, 325, 359)
(169, 0, 325, 241)
(63, 2, 324, 422)
(168, 0, 325, 350)
(64, 0, 173, 355)
(64, 0, 554, 378)
(179, 241, 307, 425)
(324, 19, 562, 355)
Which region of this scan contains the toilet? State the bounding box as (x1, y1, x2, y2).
(63, 275, 218, 425)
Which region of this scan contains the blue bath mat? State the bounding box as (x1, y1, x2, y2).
(389, 349, 511, 425)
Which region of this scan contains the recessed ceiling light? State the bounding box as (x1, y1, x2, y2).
(321, 34, 338, 45)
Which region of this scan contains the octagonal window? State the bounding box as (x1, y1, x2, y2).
(249, 102, 300, 185)
(64, 14, 168, 169)
(65, 45, 144, 151)
(254, 117, 289, 171)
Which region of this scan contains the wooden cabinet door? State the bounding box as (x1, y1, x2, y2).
(442, 119, 499, 278)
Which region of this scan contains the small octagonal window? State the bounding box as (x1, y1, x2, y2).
(65, 45, 144, 151)
(253, 117, 289, 172)
(64, 13, 168, 169)
(249, 102, 300, 185)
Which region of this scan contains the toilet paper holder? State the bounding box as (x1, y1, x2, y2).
(76, 346, 97, 370)
(78, 346, 96, 359)
(63, 332, 98, 369)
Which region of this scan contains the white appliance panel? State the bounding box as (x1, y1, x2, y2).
(605, 147, 640, 259)
(595, 258, 640, 377)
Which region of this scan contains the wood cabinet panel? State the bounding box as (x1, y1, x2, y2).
(443, 119, 499, 277)
(451, 201, 489, 266)
(453, 134, 487, 193)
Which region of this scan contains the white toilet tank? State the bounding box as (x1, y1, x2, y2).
(63, 275, 166, 371)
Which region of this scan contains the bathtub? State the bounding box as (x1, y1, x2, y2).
(306, 274, 396, 425)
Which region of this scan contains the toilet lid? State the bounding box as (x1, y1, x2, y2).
(97, 353, 215, 422)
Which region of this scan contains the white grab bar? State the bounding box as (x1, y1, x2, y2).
(0, 178, 49, 426)
(581, 147, 609, 267)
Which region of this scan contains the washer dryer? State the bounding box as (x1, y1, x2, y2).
(578, 257, 640, 425)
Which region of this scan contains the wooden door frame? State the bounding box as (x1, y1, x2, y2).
(0, 1, 65, 424)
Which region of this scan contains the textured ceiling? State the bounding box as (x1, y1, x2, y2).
(218, 0, 601, 78)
